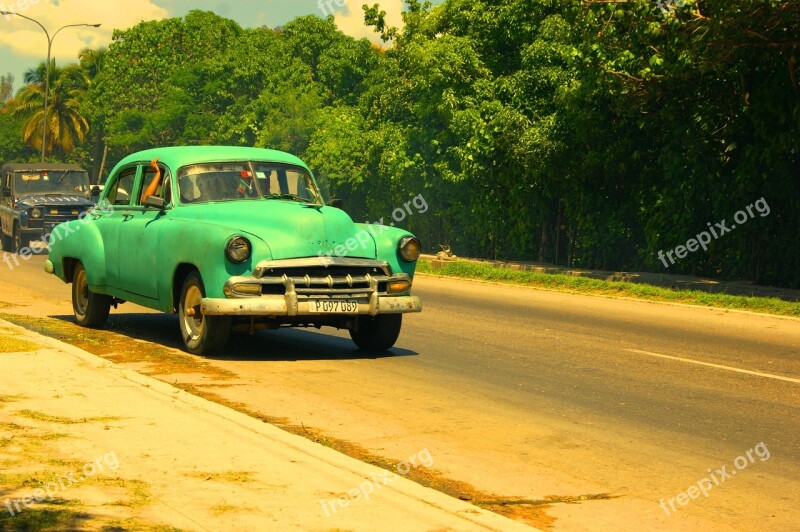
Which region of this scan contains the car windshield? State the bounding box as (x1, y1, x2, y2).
(177, 161, 322, 205)
(14, 170, 91, 196)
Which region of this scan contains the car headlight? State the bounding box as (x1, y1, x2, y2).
(399, 236, 421, 262)
(30, 208, 42, 219)
(225, 236, 252, 264)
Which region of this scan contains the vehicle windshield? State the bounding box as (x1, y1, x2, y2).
(14, 170, 92, 196)
(177, 161, 322, 205)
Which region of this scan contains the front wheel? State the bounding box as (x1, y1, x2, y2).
(72, 262, 111, 327)
(179, 271, 231, 356)
(350, 314, 403, 351)
(0, 223, 11, 252)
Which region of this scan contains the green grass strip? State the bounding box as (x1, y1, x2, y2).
(417, 260, 800, 318)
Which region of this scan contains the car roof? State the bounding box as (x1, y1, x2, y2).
(112, 146, 310, 174)
(2, 163, 87, 172)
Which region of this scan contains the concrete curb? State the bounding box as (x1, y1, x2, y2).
(0, 318, 537, 531)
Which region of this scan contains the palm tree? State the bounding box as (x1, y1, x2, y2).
(79, 47, 107, 80)
(11, 60, 90, 154)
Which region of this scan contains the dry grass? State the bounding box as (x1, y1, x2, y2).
(0, 334, 41, 353)
(183, 471, 255, 483)
(13, 410, 122, 425)
(210, 504, 254, 516)
(0, 313, 236, 381)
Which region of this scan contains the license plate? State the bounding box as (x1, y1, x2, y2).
(311, 300, 359, 313)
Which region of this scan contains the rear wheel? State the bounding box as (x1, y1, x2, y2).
(179, 271, 231, 356)
(72, 262, 112, 327)
(350, 314, 403, 351)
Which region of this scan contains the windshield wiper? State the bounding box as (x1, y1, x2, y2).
(56, 170, 70, 185)
(264, 193, 310, 203)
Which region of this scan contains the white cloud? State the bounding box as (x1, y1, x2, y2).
(0, 0, 169, 64)
(330, 0, 404, 44)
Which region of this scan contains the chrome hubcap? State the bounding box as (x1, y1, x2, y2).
(182, 285, 204, 340)
(75, 269, 89, 315)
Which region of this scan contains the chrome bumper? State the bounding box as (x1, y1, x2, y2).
(201, 294, 421, 316)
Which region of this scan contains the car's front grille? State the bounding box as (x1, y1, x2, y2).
(259, 268, 389, 296)
(258, 265, 387, 279)
(43, 215, 75, 231)
(44, 215, 72, 224)
(253, 258, 392, 297)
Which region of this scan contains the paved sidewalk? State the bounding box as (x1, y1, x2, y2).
(0, 319, 534, 531)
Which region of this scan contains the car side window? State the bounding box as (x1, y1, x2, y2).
(106, 168, 137, 206)
(137, 165, 170, 206)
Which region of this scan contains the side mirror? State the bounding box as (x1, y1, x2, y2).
(143, 195, 166, 210)
(90, 186, 101, 200)
(2, 189, 10, 198)
(328, 198, 343, 209)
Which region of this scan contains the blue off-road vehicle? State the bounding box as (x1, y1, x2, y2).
(1, 163, 97, 252)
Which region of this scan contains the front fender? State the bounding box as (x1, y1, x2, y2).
(365, 224, 419, 278)
(155, 221, 274, 311)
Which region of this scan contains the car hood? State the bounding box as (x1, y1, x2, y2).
(174, 200, 377, 260)
(17, 194, 94, 207)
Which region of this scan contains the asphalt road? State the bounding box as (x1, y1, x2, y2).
(2, 253, 798, 531)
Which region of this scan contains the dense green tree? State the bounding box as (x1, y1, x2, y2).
(0, 107, 36, 165)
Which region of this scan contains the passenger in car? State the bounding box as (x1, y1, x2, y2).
(140, 158, 163, 203)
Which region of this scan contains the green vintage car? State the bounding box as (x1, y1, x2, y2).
(44, 146, 422, 355)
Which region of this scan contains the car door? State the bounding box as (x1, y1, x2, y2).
(99, 165, 141, 290)
(115, 162, 171, 301)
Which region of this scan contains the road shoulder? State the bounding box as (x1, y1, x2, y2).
(0, 318, 535, 531)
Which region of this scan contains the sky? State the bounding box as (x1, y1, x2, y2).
(0, 0, 443, 92)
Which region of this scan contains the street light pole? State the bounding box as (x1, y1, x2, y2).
(0, 12, 100, 163)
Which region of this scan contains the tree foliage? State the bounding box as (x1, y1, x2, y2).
(0, 2, 797, 286)
(0, 74, 13, 104)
